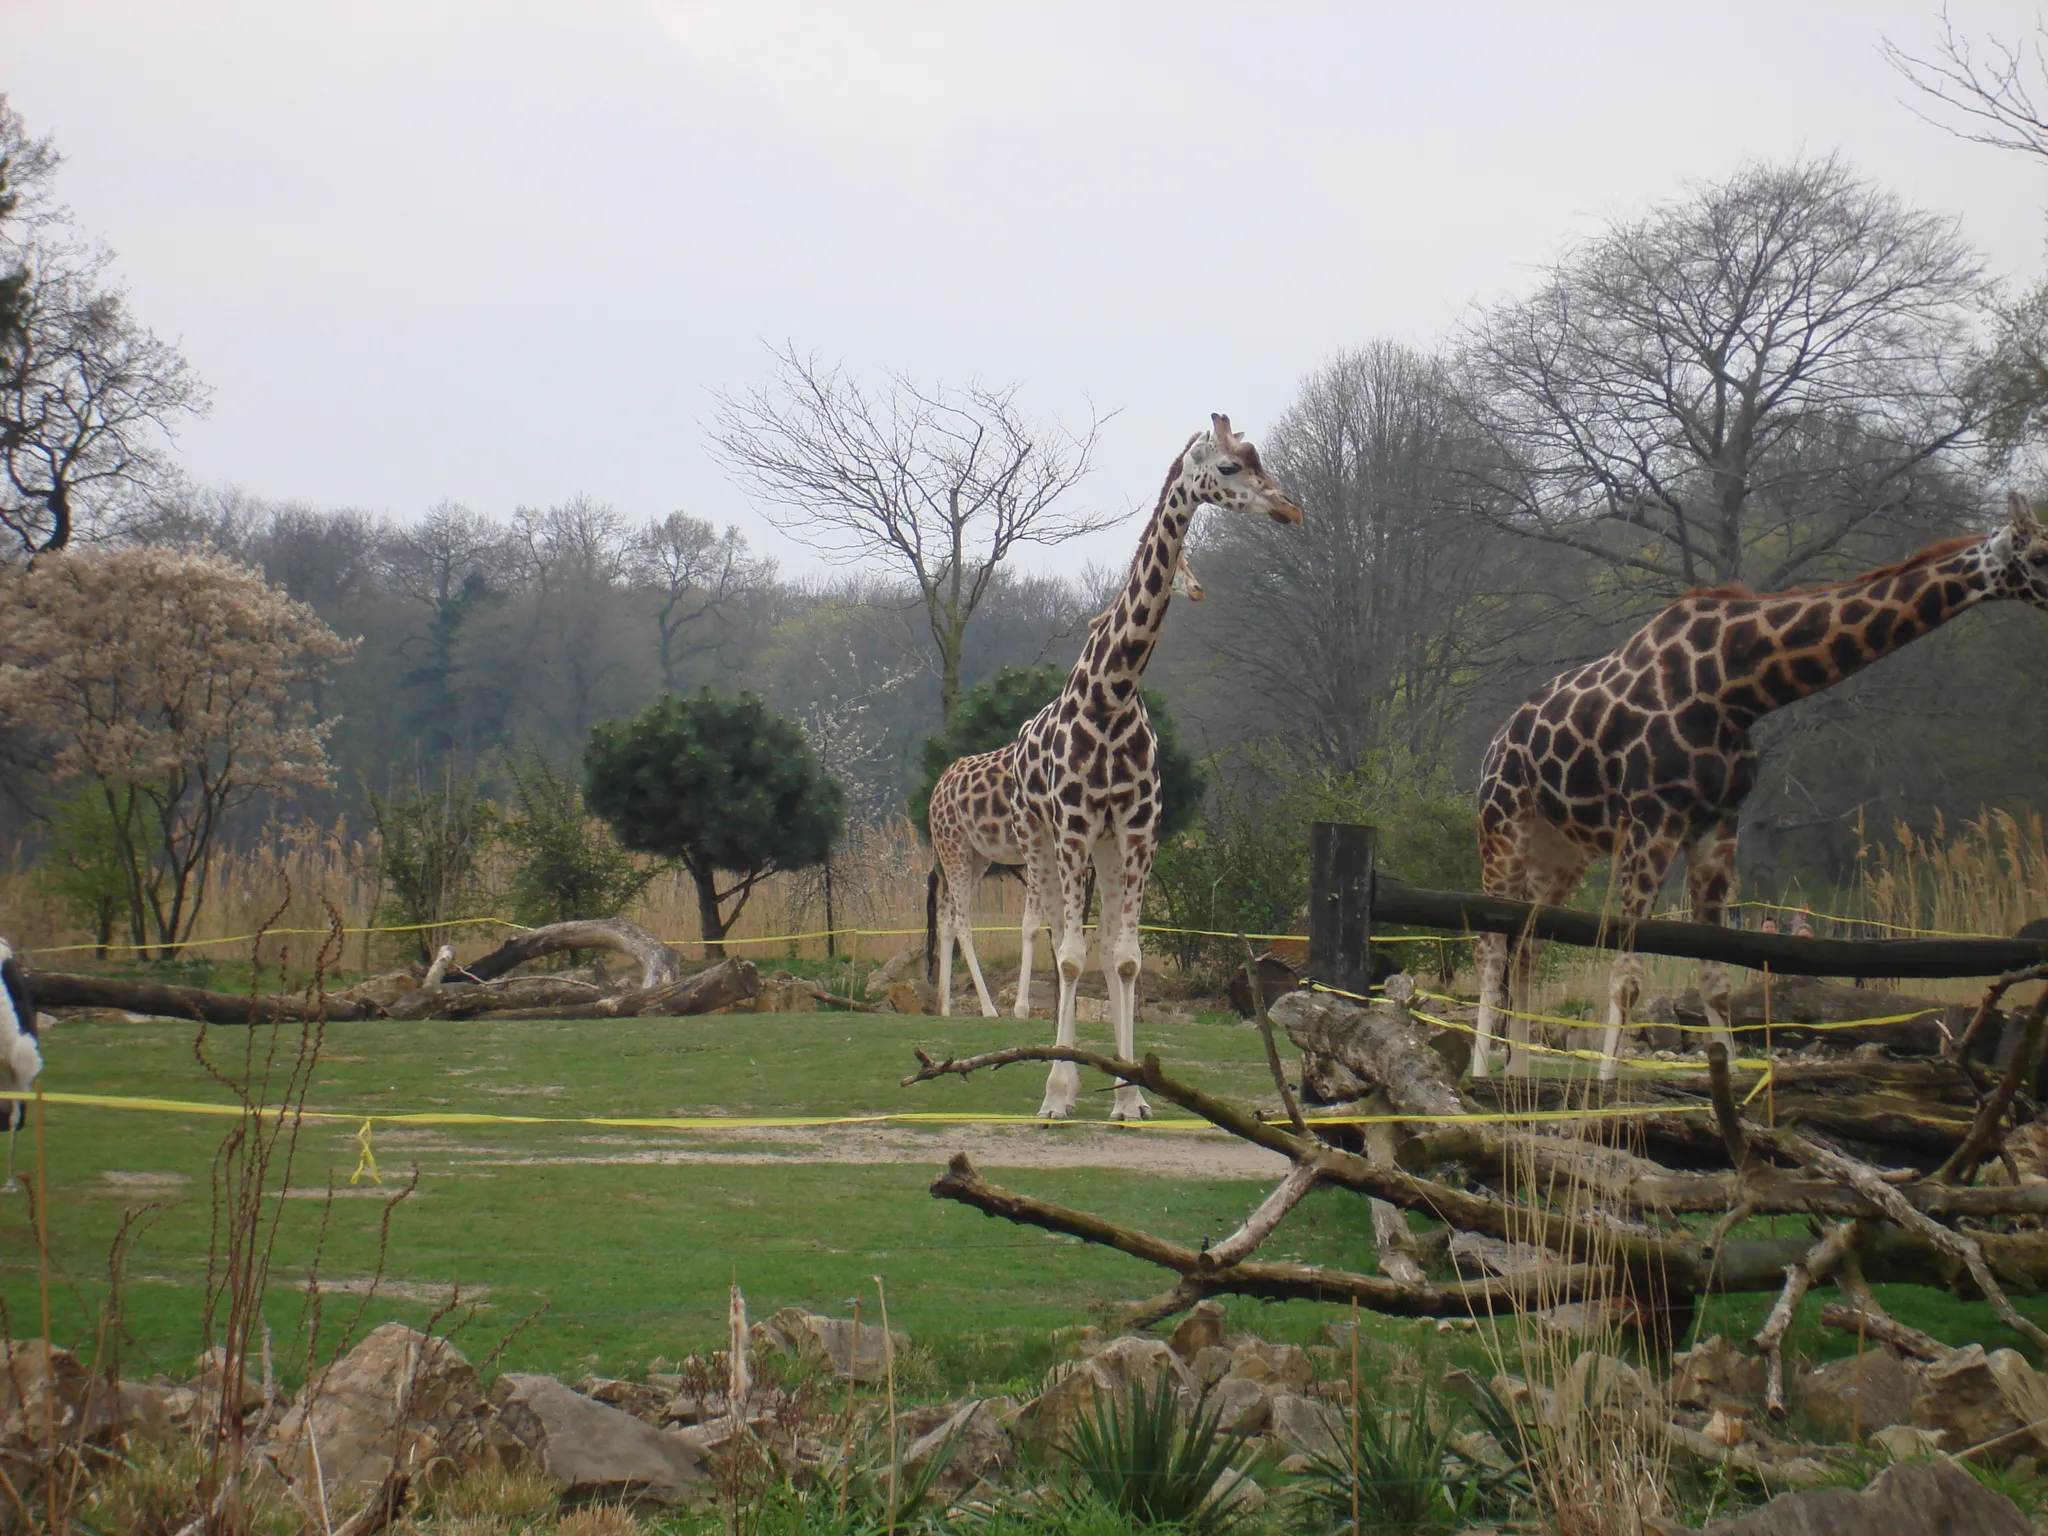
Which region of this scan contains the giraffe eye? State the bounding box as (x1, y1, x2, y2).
(1217, 462, 1242, 476)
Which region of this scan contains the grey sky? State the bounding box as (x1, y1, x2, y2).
(11, 1, 2048, 575)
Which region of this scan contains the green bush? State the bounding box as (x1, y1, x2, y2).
(1145, 746, 1477, 976)
(497, 746, 653, 926)
(33, 784, 154, 958)
(1056, 1376, 1261, 1533)
(365, 767, 499, 964)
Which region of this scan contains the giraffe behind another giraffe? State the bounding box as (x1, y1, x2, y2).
(926, 556, 1207, 1019)
(1472, 494, 2048, 1080)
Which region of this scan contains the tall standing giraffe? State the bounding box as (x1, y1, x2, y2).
(1017, 417, 1302, 1119)
(1473, 494, 2048, 1080)
(927, 558, 1207, 1019)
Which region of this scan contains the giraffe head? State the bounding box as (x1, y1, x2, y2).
(1989, 492, 2048, 609)
(1171, 554, 1206, 602)
(1179, 414, 1303, 525)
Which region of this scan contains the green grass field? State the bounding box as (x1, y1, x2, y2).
(5, 1006, 2043, 1403)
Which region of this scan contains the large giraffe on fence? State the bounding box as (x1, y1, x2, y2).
(1474, 494, 2048, 1080)
(928, 560, 1208, 1019)
(1019, 417, 1302, 1119)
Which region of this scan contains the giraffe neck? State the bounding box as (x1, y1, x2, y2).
(1713, 535, 1998, 722)
(1061, 464, 1195, 721)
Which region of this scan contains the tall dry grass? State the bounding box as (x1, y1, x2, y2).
(1854, 808, 2048, 941)
(0, 818, 983, 971)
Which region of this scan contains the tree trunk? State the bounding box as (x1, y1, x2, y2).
(27, 970, 376, 1023)
(456, 918, 683, 990)
(485, 957, 759, 1019)
(694, 868, 727, 959)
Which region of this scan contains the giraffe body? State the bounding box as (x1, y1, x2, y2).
(925, 557, 1206, 1020)
(1474, 496, 2048, 1078)
(1012, 418, 1301, 1119)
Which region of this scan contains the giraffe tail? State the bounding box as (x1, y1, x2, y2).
(925, 867, 941, 984)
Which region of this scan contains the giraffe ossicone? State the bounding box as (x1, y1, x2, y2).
(1472, 494, 2048, 1081)
(1010, 415, 1301, 1120)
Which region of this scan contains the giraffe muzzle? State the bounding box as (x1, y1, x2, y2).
(1267, 497, 1304, 525)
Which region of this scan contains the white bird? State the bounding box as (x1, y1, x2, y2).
(0, 939, 41, 1193)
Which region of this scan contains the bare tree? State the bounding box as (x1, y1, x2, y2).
(1457, 156, 1987, 593)
(1882, 7, 2048, 160)
(710, 345, 1111, 718)
(1190, 342, 1491, 771)
(0, 98, 208, 558)
(632, 510, 772, 688)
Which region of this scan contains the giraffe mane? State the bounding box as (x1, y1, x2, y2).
(1674, 534, 1986, 605)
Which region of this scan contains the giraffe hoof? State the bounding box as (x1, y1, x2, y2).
(1036, 1101, 1075, 1122)
(1109, 1089, 1153, 1122)
(0, 1179, 19, 1195)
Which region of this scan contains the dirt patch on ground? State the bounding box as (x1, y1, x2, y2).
(449, 1124, 1288, 1179)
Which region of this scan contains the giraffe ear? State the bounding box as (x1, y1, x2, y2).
(2010, 491, 2044, 539)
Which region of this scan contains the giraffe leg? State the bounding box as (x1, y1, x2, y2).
(3, 1115, 19, 1193)
(1473, 932, 1506, 1081)
(936, 880, 957, 1019)
(1508, 853, 1590, 1079)
(952, 881, 999, 1018)
(1016, 858, 1046, 1020)
(1598, 816, 1684, 1082)
(1038, 838, 1091, 1121)
(1687, 818, 1740, 1056)
(1100, 838, 1152, 1122)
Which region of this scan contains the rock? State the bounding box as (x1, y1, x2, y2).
(753, 975, 816, 1015)
(882, 980, 935, 1016)
(1558, 1352, 1651, 1425)
(1206, 1376, 1271, 1435)
(265, 1324, 494, 1495)
(1223, 1341, 1312, 1393)
(754, 1308, 908, 1384)
(1696, 1458, 2029, 1535)
(113, 1381, 193, 1444)
(0, 1341, 91, 1447)
(193, 1344, 266, 1417)
(1209, 1466, 1265, 1514)
(1269, 1393, 1343, 1463)
(1870, 1424, 1949, 1462)
(1189, 1346, 1234, 1389)
(492, 1373, 710, 1509)
(1793, 1352, 1922, 1441)
(1670, 1335, 1765, 1411)
(572, 1376, 670, 1424)
(1170, 1300, 1225, 1359)
(1010, 1337, 1190, 1449)
(902, 1400, 1012, 1503)
(1913, 1344, 2048, 1464)
(1702, 1408, 1748, 1446)
(864, 948, 922, 998)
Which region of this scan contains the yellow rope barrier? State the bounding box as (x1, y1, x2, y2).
(1408, 988, 1943, 1038)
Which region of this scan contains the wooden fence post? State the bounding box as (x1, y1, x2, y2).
(1309, 822, 1376, 997)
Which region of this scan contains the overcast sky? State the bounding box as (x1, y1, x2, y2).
(11, 1, 2048, 575)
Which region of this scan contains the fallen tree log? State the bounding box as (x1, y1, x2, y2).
(1662, 974, 1975, 1054)
(452, 918, 683, 990)
(480, 957, 758, 1019)
(902, 979, 2048, 1333)
(27, 970, 378, 1023)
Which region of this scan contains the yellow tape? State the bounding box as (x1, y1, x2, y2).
(350, 1119, 381, 1186)
(1411, 989, 1940, 1038)
(0, 1086, 1712, 1133)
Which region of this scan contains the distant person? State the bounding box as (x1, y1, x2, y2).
(1760, 917, 1779, 934)
(1789, 914, 1814, 938)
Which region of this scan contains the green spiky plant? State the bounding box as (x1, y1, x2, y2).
(1055, 1376, 1260, 1534)
(1292, 1386, 1480, 1534)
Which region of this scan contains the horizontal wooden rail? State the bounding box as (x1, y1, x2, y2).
(1373, 882, 2048, 979)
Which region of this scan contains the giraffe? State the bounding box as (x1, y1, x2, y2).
(1472, 494, 2048, 1080)
(1017, 417, 1302, 1119)
(928, 556, 1206, 1019)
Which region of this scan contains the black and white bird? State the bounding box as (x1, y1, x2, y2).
(0, 939, 41, 1193)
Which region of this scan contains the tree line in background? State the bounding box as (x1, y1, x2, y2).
(7, 26, 2048, 967)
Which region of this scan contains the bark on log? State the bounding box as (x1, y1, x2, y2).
(482, 957, 758, 1019)
(454, 918, 682, 990)
(1270, 990, 1467, 1117)
(1664, 975, 1967, 1054)
(27, 970, 378, 1023)
(382, 976, 604, 1021)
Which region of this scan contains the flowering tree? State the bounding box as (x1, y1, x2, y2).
(0, 548, 355, 956)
